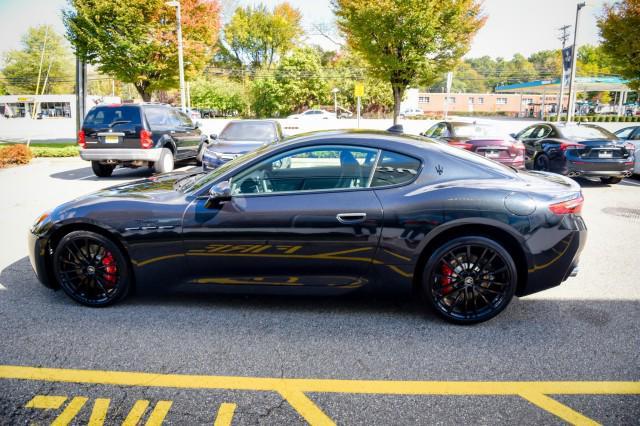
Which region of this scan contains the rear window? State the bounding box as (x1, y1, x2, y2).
(454, 124, 504, 139)
(83, 105, 141, 128)
(561, 125, 617, 141)
(220, 122, 277, 142)
(371, 151, 421, 187)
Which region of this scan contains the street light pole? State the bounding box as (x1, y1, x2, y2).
(331, 87, 339, 119)
(566, 2, 585, 123)
(166, 1, 186, 112)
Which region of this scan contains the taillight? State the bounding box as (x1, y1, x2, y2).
(140, 130, 153, 149)
(77, 130, 86, 148)
(448, 140, 473, 150)
(549, 195, 584, 215)
(624, 143, 635, 152)
(560, 142, 585, 151)
(510, 141, 525, 156)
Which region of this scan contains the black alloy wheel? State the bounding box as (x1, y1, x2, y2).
(53, 231, 131, 307)
(423, 236, 516, 324)
(91, 161, 115, 177)
(534, 154, 550, 171)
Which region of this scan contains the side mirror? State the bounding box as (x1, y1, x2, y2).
(205, 180, 231, 208)
(510, 133, 517, 139)
(210, 133, 217, 140)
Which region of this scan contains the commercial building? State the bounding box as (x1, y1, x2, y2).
(0, 94, 120, 120)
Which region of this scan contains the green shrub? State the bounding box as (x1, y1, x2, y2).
(0, 144, 32, 168)
(30, 145, 79, 157)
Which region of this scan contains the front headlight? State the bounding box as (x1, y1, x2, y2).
(31, 211, 51, 233)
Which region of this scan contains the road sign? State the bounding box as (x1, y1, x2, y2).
(354, 82, 364, 97)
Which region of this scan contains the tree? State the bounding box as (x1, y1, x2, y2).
(275, 47, 330, 113)
(250, 76, 284, 117)
(333, 0, 485, 124)
(528, 50, 562, 79)
(64, 0, 221, 101)
(597, 0, 640, 89)
(190, 78, 246, 115)
(221, 2, 302, 71)
(1, 25, 73, 95)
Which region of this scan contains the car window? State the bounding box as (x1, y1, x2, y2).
(231, 145, 378, 195)
(371, 151, 421, 187)
(560, 125, 617, 141)
(143, 106, 172, 128)
(615, 127, 635, 139)
(83, 106, 141, 129)
(431, 123, 447, 138)
(532, 125, 552, 139)
(176, 111, 194, 128)
(517, 126, 536, 139)
(632, 129, 640, 140)
(423, 124, 438, 137)
(219, 122, 276, 141)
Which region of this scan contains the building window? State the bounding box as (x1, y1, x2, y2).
(468, 97, 475, 104)
(496, 97, 508, 105)
(418, 95, 430, 104)
(446, 97, 456, 104)
(477, 97, 484, 105)
(523, 98, 533, 105)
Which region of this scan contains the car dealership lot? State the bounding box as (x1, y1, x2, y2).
(0, 157, 639, 424)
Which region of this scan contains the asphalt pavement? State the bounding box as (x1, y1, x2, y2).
(0, 157, 638, 425)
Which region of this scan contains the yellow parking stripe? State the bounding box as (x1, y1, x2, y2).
(278, 389, 335, 426)
(88, 398, 110, 426)
(213, 403, 237, 426)
(51, 396, 88, 426)
(145, 400, 173, 426)
(122, 400, 149, 426)
(519, 392, 601, 426)
(25, 395, 67, 409)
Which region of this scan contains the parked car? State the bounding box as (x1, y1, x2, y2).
(614, 126, 640, 174)
(287, 109, 334, 120)
(203, 120, 284, 170)
(79, 103, 208, 177)
(422, 121, 525, 169)
(29, 129, 586, 324)
(174, 107, 201, 121)
(399, 107, 424, 118)
(513, 123, 635, 184)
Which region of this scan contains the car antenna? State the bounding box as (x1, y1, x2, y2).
(387, 124, 403, 134)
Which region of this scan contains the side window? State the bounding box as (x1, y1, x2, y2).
(615, 127, 634, 139)
(536, 125, 552, 139)
(517, 126, 537, 140)
(371, 151, 421, 187)
(431, 123, 447, 138)
(177, 111, 194, 128)
(422, 124, 437, 137)
(631, 130, 640, 141)
(231, 146, 378, 195)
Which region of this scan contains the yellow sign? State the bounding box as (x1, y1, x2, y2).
(354, 82, 364, 97)
(17, 97, 34, 102)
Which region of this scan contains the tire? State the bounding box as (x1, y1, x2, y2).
(91, 161, 115, 177)
(533, 153, 550, 171)
(422, 236, 517, 325)
(600, 176, 622, 184)
(52, 230, 131, 307)
(153, 147, 174, 174)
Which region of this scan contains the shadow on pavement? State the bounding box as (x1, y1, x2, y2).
(49, 162, 200, 181)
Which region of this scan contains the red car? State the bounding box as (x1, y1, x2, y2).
(422, 121, 525, 169)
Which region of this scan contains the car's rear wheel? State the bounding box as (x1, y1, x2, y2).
(52, 231, 131, 307)
(423, 236, 517, 324)
(533, 154, 549, 171)
(91, 161, 115, 177)
(153, 147, 174, 174)
(600, 176, 622, 184)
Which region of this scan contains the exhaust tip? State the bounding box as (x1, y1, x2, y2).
(569, 266, 579, 277)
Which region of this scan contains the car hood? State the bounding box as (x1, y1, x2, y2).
(207, 140, 268, 154)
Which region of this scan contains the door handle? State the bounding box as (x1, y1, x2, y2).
(336, 212, 367, 224)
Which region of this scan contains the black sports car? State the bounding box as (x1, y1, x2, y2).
(28, 130, 587, 324)
(514, 123, 635, 184)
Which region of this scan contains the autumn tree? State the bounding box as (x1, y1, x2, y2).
(333, 0, 485, 124)
(220, 2, 302, 71)
(598, 0, 640, 89)
(64, 0, 220, 101)
(1, 25, 74, 95)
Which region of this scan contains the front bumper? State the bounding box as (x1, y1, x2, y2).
(27, 231, 55, 289)
(202, 153, 233, 170)
(80, 148, 163, 163)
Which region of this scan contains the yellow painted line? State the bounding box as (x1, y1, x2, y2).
(122, 400, 149, 426)
(51, 396, 88, 426)
(25, 395, 67, 409)
(278, 389, 335, 426)
(1, 365, 639, 396)
(213, 403, 237, 426)
(383, 249, 411, 262)
(520, 392, 601, 426)
(386, 264, 413, 278)
(146, 400, 173, 426)
(88, 398, 110, 426)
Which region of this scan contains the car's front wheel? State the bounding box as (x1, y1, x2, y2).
(91, 161, 115, 177)
(153, 147, 174, 174)
(533, 154, 550, 171)
(422, 236, 517, 324)
(600, 176, 622, 184)
(52, 231, 131, 307)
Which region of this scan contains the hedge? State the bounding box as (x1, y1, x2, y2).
(545, 115, 640, 123)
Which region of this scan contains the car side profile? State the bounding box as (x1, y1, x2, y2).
(514, 123, 635, 184)
(29, 130, 586, 324)
(202, 120, 284, 170)
(79, 103, 209, 177)
(287, 109, 334, 120)
(614, 126, 640, 174)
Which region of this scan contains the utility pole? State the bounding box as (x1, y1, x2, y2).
(566, 2, 586, 123)
(166, 1, 186, 112)
(556, 24, 571, 120)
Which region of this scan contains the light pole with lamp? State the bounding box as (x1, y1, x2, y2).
(566, 2, 586, 123)
(166, 0, 186, 112)
(331, 87, 340, 119)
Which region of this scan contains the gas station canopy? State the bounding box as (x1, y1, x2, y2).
(495, 77, 630, 93)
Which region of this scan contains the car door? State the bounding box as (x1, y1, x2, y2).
(171, 110, 201, 159)
(181, 144, 383, 288)
(516, 125, 541, 167)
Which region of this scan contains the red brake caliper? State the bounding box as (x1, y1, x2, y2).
(102, 252, 118, 286)
(441, 263, 454, 295)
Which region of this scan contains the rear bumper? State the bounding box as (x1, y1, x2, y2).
(551, 154, 634, 178)
(80, 148, 163, 162)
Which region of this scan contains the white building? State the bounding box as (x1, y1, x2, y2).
(0, 94, 120, 120)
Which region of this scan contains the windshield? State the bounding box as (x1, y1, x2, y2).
(219, 122, 276, 141)
(454, 124, 506, 139)
(185, 144, 274, 193)
(561, 125, 617, 141)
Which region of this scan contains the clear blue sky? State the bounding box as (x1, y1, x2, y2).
(0, 0, 612, 60)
